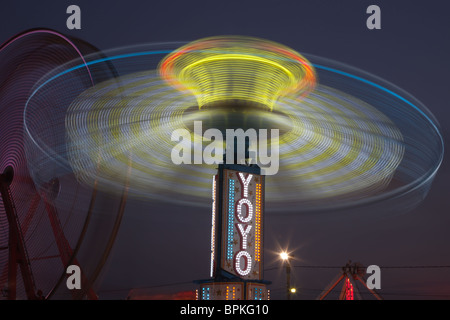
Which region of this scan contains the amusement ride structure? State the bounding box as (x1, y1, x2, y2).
(0, 31, 444, 299)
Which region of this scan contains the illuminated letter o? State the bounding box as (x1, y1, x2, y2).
(235, 251, 252, 276)
(236, 198, 253, 223)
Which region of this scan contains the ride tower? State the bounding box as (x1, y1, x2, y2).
(196, 142, 271, 301)
(159, 36, 316, 300)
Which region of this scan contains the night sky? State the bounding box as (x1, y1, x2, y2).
(1, 0, 450, 300)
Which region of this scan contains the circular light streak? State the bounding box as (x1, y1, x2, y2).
(24, 38, 444, 213)
(159, 36, 316, 111)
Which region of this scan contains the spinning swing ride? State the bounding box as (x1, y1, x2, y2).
(0, 32, 443, 299)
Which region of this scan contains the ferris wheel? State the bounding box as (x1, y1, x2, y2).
(0, 29, 125, 300)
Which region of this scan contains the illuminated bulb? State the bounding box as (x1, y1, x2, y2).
(280, 252, 289, 261)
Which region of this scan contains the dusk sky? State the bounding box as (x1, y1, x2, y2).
(1, 0, 449, 300)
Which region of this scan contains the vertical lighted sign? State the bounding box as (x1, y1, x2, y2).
(204, 165, 269, 300)
(210, 176, 217, 277)
(219, 169, 264, 280)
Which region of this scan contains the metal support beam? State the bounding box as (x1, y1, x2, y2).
(42, 196, 98, 300)
(317, 273, 345, 300)
(7, 221, 18, 300)
(0, 173, 37, 300)
(356, 275, 383, 300)
(285, 261, 291, 300)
